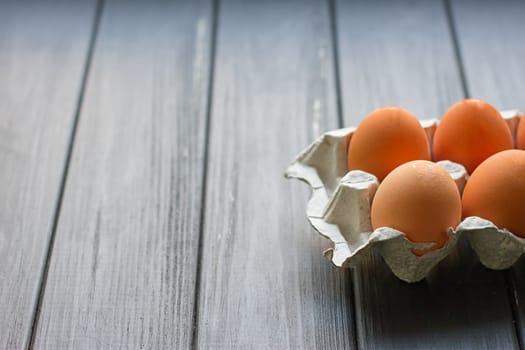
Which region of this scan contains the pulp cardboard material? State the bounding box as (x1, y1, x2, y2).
(460, 217, 525, 270)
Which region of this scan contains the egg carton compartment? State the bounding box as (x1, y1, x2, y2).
(459, 217, 525, 270)
(285, 110, 523, 282)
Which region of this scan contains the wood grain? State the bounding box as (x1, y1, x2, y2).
(195, 0, 356, 348)
(336, 0, 518, 348)
(451, 0, 525, 346)
(451, 0, 525, 110)
(32, 0, 213, 348)
(0, 1, 96, 348)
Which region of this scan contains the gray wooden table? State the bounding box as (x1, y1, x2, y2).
(2, 0, 525, 349)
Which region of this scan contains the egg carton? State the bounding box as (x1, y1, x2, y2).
(285, 110, 523, 282)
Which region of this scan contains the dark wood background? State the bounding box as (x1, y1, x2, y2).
(1, 0, 524, 349)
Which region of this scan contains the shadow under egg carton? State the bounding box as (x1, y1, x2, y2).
(285, 110, 523, 283)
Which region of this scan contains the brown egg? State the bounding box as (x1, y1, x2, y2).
(462, 150, 525, 238)
(347, 107, 430, 181)
(516, 113, 525, 150)
(371, 160, 462, 255)
(433, 99, 513, 174)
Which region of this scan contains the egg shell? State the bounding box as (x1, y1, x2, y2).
(285, 109, 524, 281)
(463, 150, 525, 237)
(433, 99, 514, 174)
(347, 107, 430, 181)
(517, 113, 525, 149)
(371, 160, 462, 256)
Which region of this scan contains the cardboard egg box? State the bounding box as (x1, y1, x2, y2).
(285, 110, 523, 282)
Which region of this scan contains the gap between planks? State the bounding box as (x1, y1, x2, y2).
(27, 0, 106, 348)
(191, 0, 221, 349)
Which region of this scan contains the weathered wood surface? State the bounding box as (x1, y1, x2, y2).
(0, 1, 96, 348)
(451, 0, 525, 111)
(195, 0, 356, 348)
(32, 0, 213, 348)
(2, 0, 524, 349)
(451, 0, 525, 347)
(336, 0, 518, 349)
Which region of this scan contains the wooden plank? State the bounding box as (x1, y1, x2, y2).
(336, 0, 519, 349)
(451, 0, 525, 345)
(451, 0, 525, 110)
(0, 1, 96, 348)
(195, 0, 356, 348)
(32, 0, 213, 348)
